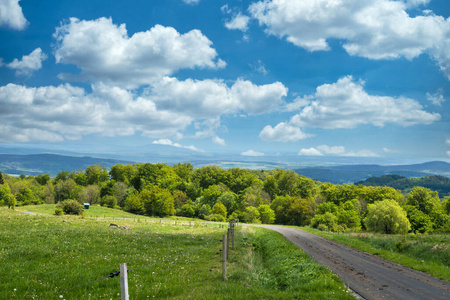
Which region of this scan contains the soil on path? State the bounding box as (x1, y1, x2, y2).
(255, 225, 449, 300)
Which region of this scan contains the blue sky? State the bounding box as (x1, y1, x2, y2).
(0, 0, 449, 163)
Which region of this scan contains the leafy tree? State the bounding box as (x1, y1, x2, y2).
(77, 185, 100, 205)
(192, 166, 229, 189)
(337, 201, 361, 230)
(404, 205, 433, 234)
(243, 206, 261, 224)
(100, 195, 118, 208)
(173, 190, 189, 208)
(54, 179, 77, 203)
(178, 203, 195, 218)
(315, 202, 338, 215)
(263, 175, 278, 200)
(72, 172, 87, 186)
(406, 187, 440, 215)
(57, 199, 84, 215)
(0, 171, 3, 184)
(241, 185, 270, 208)
(442, 196, 450, 214)
(54, 171, 69, 182)
(217, 192, 238, 215)
(226, 168, 259, 194)
(258, 204, 275, 224)
(173, 162, 194, 182)
(110, 164, 137, 185)
(364, 200, 410, 234)
(198, 204, 211, 219)
(113, 181, 129, 207)
(202, 183, 229, 207)
(140, 186, 175, 217)
(0, 184, 15, 209)
(85, 164, 109, 185)
(100, 180, 116, 198)
(356, 186, 403, 204)
(211, 202, 227, 218)
(35, 174, 51, 185)
(124, 192, 144, 214)
(271, 195, 314, 226)
(311, 212, 338, 231)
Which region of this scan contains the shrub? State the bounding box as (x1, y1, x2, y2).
(54, 208, 64, 216)
(364, 199, 410, 234)
(100, 195, 118, 208)
(206, 214, 226, 222)
(57, 199, 84, 215)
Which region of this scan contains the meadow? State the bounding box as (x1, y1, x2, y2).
(0, 207, 354, 299)
(301, 227, 450, 282)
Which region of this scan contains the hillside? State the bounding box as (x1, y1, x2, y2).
(0, 154, 133, 176)
(356, 174, 450, 197)
(295, 161, 450, 184)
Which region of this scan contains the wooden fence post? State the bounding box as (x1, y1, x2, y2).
(231, 221, 235, 250)
(222, 234, 227, 281)
(120, 263, 129, 300)
(227, 228, 230, 260)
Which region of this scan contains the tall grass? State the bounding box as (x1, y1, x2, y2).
(1, 207, 353, 299)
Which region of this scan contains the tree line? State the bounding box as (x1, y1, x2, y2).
(0, 163, 449, 234)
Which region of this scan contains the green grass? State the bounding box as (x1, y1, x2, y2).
(301, 227, 450, 282)
(0, 207, 353, 299)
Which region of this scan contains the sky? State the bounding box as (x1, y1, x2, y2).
(0, 0, 449, 163)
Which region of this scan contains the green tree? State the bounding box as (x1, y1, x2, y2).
(0, 171, 3, 184)
(35, 174, 51, 185)
(192, 166, 229, 189)
(173, 162, 194, 182)
(258, 204, 275, 224)
(100, 195, 118, 208)
(54, 179, 77, 203)
(406, 187, 440, 215)
(217, 192, 238, 215)
(337, 201, 361, 230)
(211, 202, 227, 218)
(110, 164, 137, 185)
(198, 204, 211, 219)
(77, 185, 100, 205)
(243, 206, 261, 223)
(404, 205, 433, 234)
(178, 203, 195, 218)
(311, 212, 338, 231)
(271, 195, 314, 226)
(124, 193, 144, 214)
(140, 186, 175, 217)
(85, 164, 109, 185)
(364, 200, 410, 234)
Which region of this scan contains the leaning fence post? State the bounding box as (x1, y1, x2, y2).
(120, 263, 129, 300)
(222, 234, 227, 281)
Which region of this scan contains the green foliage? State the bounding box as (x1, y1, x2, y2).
(206, 214, 226, 222)
(56, 199, 84, 215)
(0, 171, 3, 184)
(311, 212, 338, 231)
(198, 204, 211, 219)
(243, 206, 261, 224)
(406, 187, 440, 215)
(271, 195, 314, 226)
(192, 165, 229, 189)
(54, 208, 63, 215)
(211, 201, 227, 218)
(258, 204, 275, 224)
(100, 195, 118, 208)
(140, 186, 175, 217)
(364, 200, 410, 234)
(85, 164, 109, 185)
(404, 205, 433, 234)
(35, 174, 51, 185)
(109, 164, 137, 185)
(123, 192, 144, 214)
(54, 179, 77, 203)
(177, 203, 195, 218)
(316, 202, 338, 215)
(217, 191, 238, 215)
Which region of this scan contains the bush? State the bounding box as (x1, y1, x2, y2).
(206, 214, 226, 222)
(54, 208, 64, 216)
(100, 195, 118, 208)
(57, 199, 84, 215)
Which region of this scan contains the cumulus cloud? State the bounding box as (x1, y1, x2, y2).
(149, 77, 287, 118)
(290, 76, 440, 129)
(446, 139, 450, 145)
(298, 145, 379, 157)
(0, 0, 27, 30)
(259, 122, 311, 142)
(225, 12, 250, 32)
(249, 0, 450, 79)
(426, 89, 445, 106)
(7, 48, 47, 76)
(53, 17, 225, 88)
(447, 151, 450, 157)
(0, 83, 192, 142)
(212, 136, 226, 146)
(241, 150, 264, 156)
(152, 139, 202, 152)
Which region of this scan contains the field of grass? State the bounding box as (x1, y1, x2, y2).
(1, 207, 353, 299)
(301, 227, 450, 282)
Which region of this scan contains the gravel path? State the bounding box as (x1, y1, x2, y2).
(254, 225, 449, 300)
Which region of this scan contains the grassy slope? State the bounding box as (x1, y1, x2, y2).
(0, 207, 353, 300)
(301, 227, 450, 282)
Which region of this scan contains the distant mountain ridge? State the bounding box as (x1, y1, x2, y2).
(295, 161, 450, 184)
(356, 174, 450, 197)
(0, 154, 133, 176)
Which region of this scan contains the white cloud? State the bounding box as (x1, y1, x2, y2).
(403, 0, 430, 9)
(426, 89, 445, 106)
(149, 77, 287, 118)
(152, 139, 201, 152)
(241, 150, 264, 156)
(298, 148, 323, 156)
(298, 145, 379, 157)
(447, 151, 450, 157)
(259, 122, 311, 142)
(249, 0, 450, 79)
(7, 48, 47, 76)
(0, 83, 192, 142)
(251, 60, 268, 75)
(53, 17, 224, 88)
(212, 136, 226, 146)
(446, 139, 450, 145)
(290, 76, 440, 129)
(225, 12, 250, 32)
(182, 0, 200, 4)
(283, 96, 312, 112)
(0, 0, 27, 30)
(383, 147, 401, 153)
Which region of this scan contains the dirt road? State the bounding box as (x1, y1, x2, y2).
(255, 225, 449, 300)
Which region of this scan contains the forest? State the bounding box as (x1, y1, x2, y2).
(0, 163, 449, 234)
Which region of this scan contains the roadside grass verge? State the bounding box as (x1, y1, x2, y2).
(0, 207, 353, 299)
(301, 227, 450, 282)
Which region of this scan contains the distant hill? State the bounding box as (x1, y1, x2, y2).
(356, 175, 450, 197)
(294, 161, 450, 185)
(0, 154, 133, 176)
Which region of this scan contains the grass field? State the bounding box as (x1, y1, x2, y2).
(0, 207, 353, 299)
(301, 227, 450, 282)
